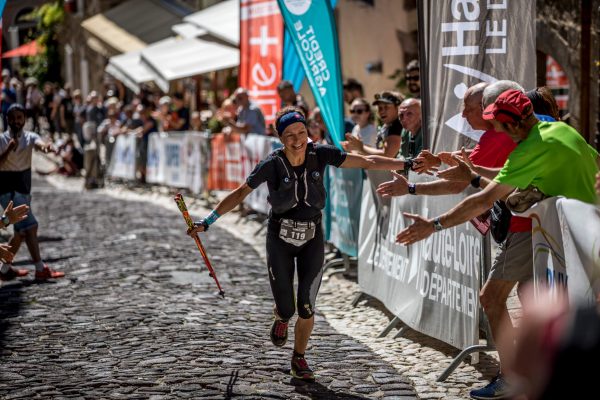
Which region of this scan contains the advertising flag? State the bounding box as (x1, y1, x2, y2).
(277, 0, 344, 148)
(240, 0, 284, 126)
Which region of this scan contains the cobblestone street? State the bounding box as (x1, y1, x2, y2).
(0, 177, 419, 399)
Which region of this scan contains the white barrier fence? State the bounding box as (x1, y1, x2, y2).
(521, 197, 600, 306)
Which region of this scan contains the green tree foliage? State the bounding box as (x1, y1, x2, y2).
(22, 1, 65, 84)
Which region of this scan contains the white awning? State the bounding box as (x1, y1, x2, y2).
(183, 0, 239, 46)
(172, 23, 207, 39)
(106, 50, 158, 94)
(141, 37, 239, 92)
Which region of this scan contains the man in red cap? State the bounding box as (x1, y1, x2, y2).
(394, 86, 599, 399)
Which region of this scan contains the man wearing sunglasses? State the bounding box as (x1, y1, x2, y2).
(405, 59, 421, 99)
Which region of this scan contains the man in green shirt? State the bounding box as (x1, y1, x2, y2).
(395, 87, 599, 243)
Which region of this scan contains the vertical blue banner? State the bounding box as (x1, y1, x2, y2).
(0, 1, 6, 16)
(277, 0, 344, 149)
(282, 0, 337, 92)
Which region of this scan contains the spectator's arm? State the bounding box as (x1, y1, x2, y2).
(228, 120, 251, 134)
(0, 139, 17, 166)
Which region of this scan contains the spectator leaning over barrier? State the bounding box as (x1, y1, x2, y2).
(395, 86, 600, 398)
(349, 98, 377, 148)
(398, 98, 423, 159)
(186, 106, 416, 382)
(341, 91, 404, 159)
(134, 105, 158, 184)
(526, 86, 560, 122)
(228, 87, 266, 135)
(404, 59, 421, 99)
(0, 104, 65, 281)
(0, 201, 29, 267)
(378, 82, 534, 400)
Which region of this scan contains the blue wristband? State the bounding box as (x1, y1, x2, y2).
(204, 210, 220, 226)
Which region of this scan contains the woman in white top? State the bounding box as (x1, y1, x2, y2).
(349, 98, 377, 147)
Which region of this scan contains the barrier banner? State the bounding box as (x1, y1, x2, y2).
(328, 166, 363, 257)
(418, 0, 536, 151)
(240, 0, 283, 126)
(208, 133, 245, 190)
(242, 134, 282, 214)
(520, 198, 600, 306)
(184, 132, 209, 194)
(358, 172, 484, 349)
(278, 0, 344, 148)
(162, 134, 187, 188)
(146, 133, 166, 184)
(108, 133, 136, 180)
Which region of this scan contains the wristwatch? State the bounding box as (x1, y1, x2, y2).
(1, 214, 10, 227)
(408, 183, 417, 195)
(433, 217, 444, 232)
(470, 175, 482, 189)
(195, 219, 209, 232)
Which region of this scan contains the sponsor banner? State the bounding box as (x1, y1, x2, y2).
(108, 133, 136, 180)
(418, 0, 536, 151)
(162, 134, 187, 188)
(208, 133, 245, 191)
(278, 0, 345, 148)
(240, 0, 283, 126)
(328, 166, 363, 257)
(184, 132, 209, 194)
(242, 134, 282, 214)
(358, 172, 483, 349)
(146, 133, 166, 184)
(521, 198, 600, 306)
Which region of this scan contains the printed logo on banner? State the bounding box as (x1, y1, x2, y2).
(421, 0, 536, 150)
(283, 0, 311, 15)
(240, 0, 284, 126)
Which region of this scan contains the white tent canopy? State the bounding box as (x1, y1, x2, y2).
(171, 22, 208, 39)
(106, 50, 158, 94)
(183, 0, 239, 46)
(140, 37, 239, 92)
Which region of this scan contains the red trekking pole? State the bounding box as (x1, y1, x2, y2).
(174, 193, 225, 298)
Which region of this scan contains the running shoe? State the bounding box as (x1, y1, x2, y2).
(470, 374, 512, 399)
(291, 354, 315, 381)
(35, 265, 65, 280)
(270, 318, 288, 347)
(0, 267, 29, 281)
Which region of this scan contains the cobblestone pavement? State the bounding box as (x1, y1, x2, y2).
(0, 176, 418, 399)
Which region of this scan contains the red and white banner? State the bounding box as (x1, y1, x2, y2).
(239, 0, 283, 126)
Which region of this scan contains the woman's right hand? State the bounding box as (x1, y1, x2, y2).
(187, 220, 206, 236)
(0, 244, 14, 263)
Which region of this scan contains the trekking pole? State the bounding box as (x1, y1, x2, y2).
(174, 193, 225, 298)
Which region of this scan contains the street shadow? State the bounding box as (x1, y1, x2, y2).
(225, 370, 239, 399)
(37, 235, 65, 243)
(289, 378, 370, 400)
(0, 283, 23, 352)
(13, 255, 74, 267)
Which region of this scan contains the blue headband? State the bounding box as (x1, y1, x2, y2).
(276, 112, 306, 135)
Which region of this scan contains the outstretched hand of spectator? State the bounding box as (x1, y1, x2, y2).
(341, 133, 365, 153)
(4, 200, 29, 225)
(437, 148, 475, 182)
(0, 244, 14, 263)
(377, 171, 410, 197)
(437, 151, 459, 166)
(413, 150, 440, 175)
(395, 213, 435, 245)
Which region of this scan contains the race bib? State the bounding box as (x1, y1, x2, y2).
(279, 219, 316, 247)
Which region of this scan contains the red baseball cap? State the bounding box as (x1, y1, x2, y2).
(482, 89, 533, 123)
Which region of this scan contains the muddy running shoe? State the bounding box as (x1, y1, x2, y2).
(291, 354, 315, 381)
(270, 318, 289, 347)
(35, 265, 65, 280)
(0, 267, 29, 281)
(470, 374, 512, 399)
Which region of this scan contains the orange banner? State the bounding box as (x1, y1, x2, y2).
(239, 0, 283, 126)
(207, 133, 245, 191)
